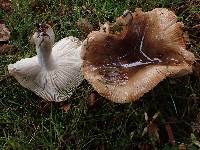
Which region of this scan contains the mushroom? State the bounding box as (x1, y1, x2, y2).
(81, 8, 195, 103)
(8, 24, 83, 102)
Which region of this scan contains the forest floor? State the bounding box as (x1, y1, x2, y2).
(0, 0, 200, 149)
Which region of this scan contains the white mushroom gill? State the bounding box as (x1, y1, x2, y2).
(8, 24, 83, 102)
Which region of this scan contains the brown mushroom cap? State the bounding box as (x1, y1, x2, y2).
(81, 8, 195, 103)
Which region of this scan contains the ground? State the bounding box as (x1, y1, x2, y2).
(0, 0, 200, 149)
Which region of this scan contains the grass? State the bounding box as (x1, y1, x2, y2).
(0, 0, 200, 149)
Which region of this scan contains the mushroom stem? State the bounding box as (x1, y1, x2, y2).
(36, 38, 55, 70)
(32, 24, 56, 70)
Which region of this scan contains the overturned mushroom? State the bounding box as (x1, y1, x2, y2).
(8, 24, 83, 102)
(81, 8, 195, 103)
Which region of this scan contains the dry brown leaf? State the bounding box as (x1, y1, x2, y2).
(77, 18, 93, 34)
(59, 4, 66, 16)
(62, 103, 71, 112)
(0, 0, 11, 12)
(0, 23, 10, 42)
(165, 123, 175, 145)
(0, 44, 15, 54)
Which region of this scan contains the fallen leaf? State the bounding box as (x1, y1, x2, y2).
(62, 103, 71, 112)
(77, 18, 93, 34)
(0, 23, 10, 42)
(165, 123, 175, 145)
(59, 3, 66, 16)
(0, 0, 12, 12)
(0, 44, 15, 54)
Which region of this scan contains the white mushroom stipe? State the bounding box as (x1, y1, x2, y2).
(8, 24, 83, 102)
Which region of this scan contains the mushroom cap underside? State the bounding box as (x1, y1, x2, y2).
(82, 8, 195, 103)
(8, 36, 83, 102)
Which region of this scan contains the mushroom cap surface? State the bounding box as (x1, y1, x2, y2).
(82, 8, 195, 103)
